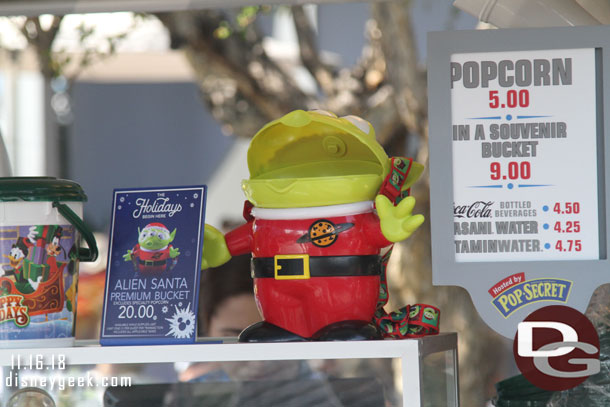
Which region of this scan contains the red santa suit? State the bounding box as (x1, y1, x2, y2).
(225, 201, 390, 339)
(131, 245, 173, 272)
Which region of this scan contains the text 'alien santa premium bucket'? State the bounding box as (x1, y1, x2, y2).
(0, 177, 97, 348)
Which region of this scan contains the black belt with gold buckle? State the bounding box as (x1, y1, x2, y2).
(138, 259, 166, 266)
(251, 255, 381, 280)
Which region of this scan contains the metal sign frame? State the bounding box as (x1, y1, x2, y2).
(0, 0, 366, 16)
(428, 26, 610, 338)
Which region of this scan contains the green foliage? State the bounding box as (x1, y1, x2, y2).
(214, 21, 232, 40)
(236, 6, 260, 28)
(213, 6, 272, 40)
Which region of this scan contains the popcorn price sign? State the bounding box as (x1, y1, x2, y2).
(450, 48, 599, 263)
(428, 27, 610, 338)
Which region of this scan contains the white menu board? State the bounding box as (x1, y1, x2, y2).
(450, 48, 600, 262)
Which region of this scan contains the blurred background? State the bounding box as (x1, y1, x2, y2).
(2, 1, 610, 406)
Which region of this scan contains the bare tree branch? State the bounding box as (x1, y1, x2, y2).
(17, 16, 64, 79)
(157, 10, 317, 137)
(291, 6, 335, 96)
(156, 8, 413, 145)
(371, 2, 427, 140)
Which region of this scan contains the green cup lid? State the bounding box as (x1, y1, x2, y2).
(0, 177, 87, 202)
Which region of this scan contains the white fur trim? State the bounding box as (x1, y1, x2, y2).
(140, 245, 168, 252)
(251, 201, 374, 220)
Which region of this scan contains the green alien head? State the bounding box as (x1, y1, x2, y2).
(242, 110, 424, 208)
(138, 223, 176, 251)
(409, 305, 421, 320)
(423, 308, 439, 321)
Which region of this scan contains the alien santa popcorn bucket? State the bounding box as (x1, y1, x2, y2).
(0, 177, 97, 348)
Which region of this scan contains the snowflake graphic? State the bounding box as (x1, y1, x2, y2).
(190, 203, 195, 208)
(165, 304, 195, 339)
(193, 193, 199, 199)
(117, 205, 122, 210)
(120, 197, 125, 203)
(161, 306, 168, 314)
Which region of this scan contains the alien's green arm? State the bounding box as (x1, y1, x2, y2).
(376, 194, 425, 243)
(123, 249, 133, 261)
(201, 224, 231, 269)
(169, 247, 180, 258)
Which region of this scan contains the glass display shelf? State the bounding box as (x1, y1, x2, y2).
(0, 333, 458, 407)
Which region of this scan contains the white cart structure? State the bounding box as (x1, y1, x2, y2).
(0, 333, 458, 407)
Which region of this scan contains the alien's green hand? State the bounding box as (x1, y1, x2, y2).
(123, 250, 133, 261)
(201, 224, 231, 269)
(170, 247, 180, 258)
(376, 194, 425, 243)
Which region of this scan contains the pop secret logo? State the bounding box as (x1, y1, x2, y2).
(0, 295, 30, 327)
(489, 273, 571, 317)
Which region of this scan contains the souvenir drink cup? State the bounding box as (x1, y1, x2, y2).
(0, 177, 97, 348)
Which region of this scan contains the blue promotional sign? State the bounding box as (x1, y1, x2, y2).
(101, 186, 206, 345)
